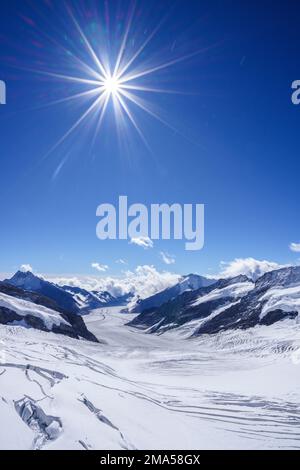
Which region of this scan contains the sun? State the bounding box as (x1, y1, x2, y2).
(34, 1, 205, 160)
(103, 75, 122, 97)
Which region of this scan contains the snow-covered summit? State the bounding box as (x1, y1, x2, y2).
(6, 270, 43, 291)
(129, 267, 300, 336)
(255, 265, 300, 291)
(4, 271, 129, 314)
(130, 273, 216, 313)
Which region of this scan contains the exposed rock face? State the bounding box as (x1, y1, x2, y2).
(4, 271, 81, 314)
(4, 271, 131, 314)
(130, 274, 216, 314)
(194, 267, 300, 335)
(128, 275, 252, 333)
(0, 283, 98, 342)
(129, 268, 300, 336)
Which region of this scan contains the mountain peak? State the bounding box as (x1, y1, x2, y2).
(5, 270, 43, 291)
(3, 270, 131, 314)
(179, 273, 216, 292)
(255, 265, 300, 291)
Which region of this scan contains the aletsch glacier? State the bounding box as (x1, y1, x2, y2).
(0, 266, 300, 449)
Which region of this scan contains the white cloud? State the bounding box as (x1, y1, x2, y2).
(91, 262, 108, 273)
(218, 257, 284, 281)
(289, 242, 300, 253)
(48, 265, 179, 301)
(160, 251, 175, 265)
(20, 264, 33, 273)
(130, 236, 153, 249)
(116, 258, 127, 265)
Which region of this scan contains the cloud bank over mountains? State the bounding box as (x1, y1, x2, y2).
(217, 257, 285, 281)
(3, 257, 294, 301)
(49, 265, 180, 300)
(49, 258, 289, 298)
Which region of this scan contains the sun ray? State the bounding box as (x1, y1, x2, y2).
(42, 92, 106, 160)
(91, 91, 111, 146)
(111, 92, 128, 148)
(120, 42, 221, 84)
(117, 92, 152, 151)
(120, 83, 193, 95)
(116, 13, 169, 79)
(113, 1, 136, 77)
(34, 86, 104, 110)
(66, 5, 109, 79)
(119, 88, 180, 134)
(18, 1, 208, 163)
(119, 88, 203, 148)
(17, 66, 103, 87)
(26, 19, 103, 82)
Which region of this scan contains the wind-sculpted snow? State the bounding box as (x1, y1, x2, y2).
(0, 308, 300, 449)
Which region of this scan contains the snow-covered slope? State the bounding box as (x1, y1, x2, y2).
(1, 266, 300, 450)
(0, 307, 299, 450)
(260, 285, 300, 320)
(4, 271, 81, 314)
(0, 283, 98, 342)
(191, 281, 254, 307)
(0, 292, 69, 330)
(59, 285, 118, 312)
(128, 275, 253, 334)
(195, 266, 300, 335)
(129, 267, 300, 336)
(4, 271, 128, 314)
(130, 273, 216, 313)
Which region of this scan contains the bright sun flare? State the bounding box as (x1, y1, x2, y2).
(37, 2, 204, 160)
(103, 75, 122, 96)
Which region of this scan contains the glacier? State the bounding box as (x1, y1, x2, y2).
(0, 306, 300, 450)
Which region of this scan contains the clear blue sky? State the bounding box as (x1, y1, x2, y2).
(0, 0, 300, 276)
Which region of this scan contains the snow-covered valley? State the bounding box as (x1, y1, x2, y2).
(1, 307, 300, 450)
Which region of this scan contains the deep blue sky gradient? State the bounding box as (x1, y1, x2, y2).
(0, 0, 300, 276)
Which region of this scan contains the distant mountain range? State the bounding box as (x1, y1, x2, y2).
(0, 270, 132, 341)
(1, 266, 300, 342)
(4, 271, 131, 314)
(128, 267, 300, 335)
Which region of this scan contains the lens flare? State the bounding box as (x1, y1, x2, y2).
(17, 1, 213, 161)
(103, 75, 122, 96)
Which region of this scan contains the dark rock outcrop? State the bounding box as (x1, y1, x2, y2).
(128, 275, 251, 333)
(129, 267, 300, 336)
(131, 274, 216, 314)
(0, 283, 98, 342)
